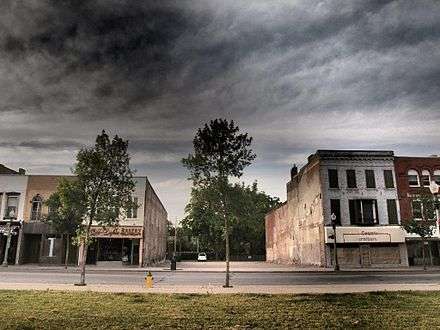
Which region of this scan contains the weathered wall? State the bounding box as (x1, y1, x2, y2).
(266, 159, 325, 266)
(143, 177, 168, 265)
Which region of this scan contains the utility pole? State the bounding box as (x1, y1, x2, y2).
(173, 218, 178, 258)
(331, 213, 340, 271)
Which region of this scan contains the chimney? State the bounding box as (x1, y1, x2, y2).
(18, 168, 26, 175)
(290, 164, 298, 180)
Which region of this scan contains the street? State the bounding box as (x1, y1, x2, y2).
(2, 268, 440, 286)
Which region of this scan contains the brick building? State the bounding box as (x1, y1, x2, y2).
(266, 150, 408, 268)
(0, 170, 168, 266)
(394, 156, 440, 266)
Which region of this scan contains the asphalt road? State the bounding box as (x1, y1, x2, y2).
(2, 270, 440, 286)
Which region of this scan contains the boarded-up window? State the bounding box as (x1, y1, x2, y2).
(330, 199, 341, 225)
(387, 199, 398, 224)
(384, 170, 395, 189)
(346, 170, 357, 188)
(328, 169, 339, 188)
(365, 170, 376, 188)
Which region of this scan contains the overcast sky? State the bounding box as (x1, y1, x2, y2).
(1, 0, 439, 221)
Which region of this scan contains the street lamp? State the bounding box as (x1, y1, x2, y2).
(429, 181, 440, 237)
(331, 213, 340, 271)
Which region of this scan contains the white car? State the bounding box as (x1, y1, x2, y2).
(197, 252, 207, 262)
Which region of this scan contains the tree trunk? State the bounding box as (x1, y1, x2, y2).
(422, 239, 427, 271)
(77, 219, 93, 286)
(64, 234, 70, 270)
(224, 216, 231, 288)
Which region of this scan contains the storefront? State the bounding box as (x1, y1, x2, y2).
(325, 226, 408, 267)
(84, 226, 144, 266)
(0, 220, 21, 264)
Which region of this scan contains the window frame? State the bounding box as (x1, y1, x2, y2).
(349, 199, 379, 225)
(421, 170, 431, 187)
(434, 170, 440, 185)
(30, 195, 43, 222)
(383, 170, 395, 189)
(365, 170, 376, 189)
(330, 199, 341, 225)
(386, 199, 399, 225)
(5, 194, 19, 219)
(346, 169, 357, 189)
(408, 169, 420, 187)
(328, 169, 339, 189)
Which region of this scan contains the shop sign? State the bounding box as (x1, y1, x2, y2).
(325, 226, 406, 244)
(90, 226, 143, 238)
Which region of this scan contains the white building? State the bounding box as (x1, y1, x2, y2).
(0, 166, 28, 264)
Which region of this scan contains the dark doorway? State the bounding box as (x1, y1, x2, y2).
(98, 238, 123, 261)
(22, 234, 41, 263)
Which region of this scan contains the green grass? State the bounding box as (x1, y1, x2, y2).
(0, 290, 439, 329)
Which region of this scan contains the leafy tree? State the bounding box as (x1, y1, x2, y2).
(403, 192, 436, 270)
(44, 178, 85, 269)
(182, 181, 280, 259)
(73, 131, 136, 285)
(182, 119, 256, 287)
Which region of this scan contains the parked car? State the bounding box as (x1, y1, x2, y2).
(197, 252, 207, 262)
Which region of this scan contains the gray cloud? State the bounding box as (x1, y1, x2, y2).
(1, 0, 439, 220)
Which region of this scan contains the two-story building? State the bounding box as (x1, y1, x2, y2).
(0, 165, 28, 265)
(8, 173, 168, 267)
(395, 156, 440, 266)
(266, 150, 408, 268)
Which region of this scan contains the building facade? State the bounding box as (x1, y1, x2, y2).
(395, 156, 440, 266)
(0, 166, 28, 265)
(266, 150, 408, 268)
(0, 167, 167, 266)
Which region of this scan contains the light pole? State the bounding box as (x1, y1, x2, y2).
(2, 221, 11, 267)
(331, 213, 340, 271)
(429, 181, 440, 237)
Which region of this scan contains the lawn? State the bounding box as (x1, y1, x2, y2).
(0, 290, 439, 329)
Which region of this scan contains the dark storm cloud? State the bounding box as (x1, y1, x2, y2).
(1, 0, 440, 220)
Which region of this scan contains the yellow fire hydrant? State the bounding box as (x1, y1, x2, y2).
(145, 271, 153, 288)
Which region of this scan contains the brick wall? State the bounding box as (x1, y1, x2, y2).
(394, 156, 440, 223)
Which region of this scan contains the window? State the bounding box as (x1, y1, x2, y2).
(5, 195, 19, 219)
(346, 170, 357, 188)
(434, 170, 440, 185)
(349, 199, 378, 225)
(408, 169, 420, 187)
(412, 199, 435, 220)
(421, 170, 431, 187)
(387, 199, 398, 224)
(412, 200, 422, 219)
(330, 199, 341, 225)
(31, 195, 43, 221)
(126, 197, 139, 218)
(328, 169, 339, 188)
(365, 170, 376, 188)
(384, 170, 395, 189)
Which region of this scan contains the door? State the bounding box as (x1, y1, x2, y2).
(360, 244, 371, 267)
(22, 234, 41, 263)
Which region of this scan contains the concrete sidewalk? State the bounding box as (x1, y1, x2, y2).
(2, 282, 440, 294)
(2, 261, 439, 273)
